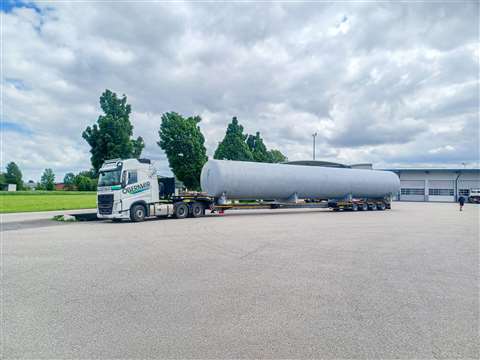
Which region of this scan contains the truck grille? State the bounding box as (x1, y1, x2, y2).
(98, 194, 114, 215)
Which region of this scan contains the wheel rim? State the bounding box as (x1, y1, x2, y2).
(178, 208, 185, 216)
(136, 209, 144, 218)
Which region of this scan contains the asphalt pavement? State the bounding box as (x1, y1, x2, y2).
(3, 202, 479, 358)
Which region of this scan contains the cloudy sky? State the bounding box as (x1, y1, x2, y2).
(2, 0, 479, 181)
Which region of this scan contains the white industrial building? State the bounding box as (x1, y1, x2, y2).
(286, 161, 479, 203)
(387, 168, 480, 202)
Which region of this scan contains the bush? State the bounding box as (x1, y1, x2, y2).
(74, 175, 97, 191)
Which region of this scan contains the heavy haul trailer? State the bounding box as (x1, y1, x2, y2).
(96, 158, 399, 222)
(328, 199, 390, 211)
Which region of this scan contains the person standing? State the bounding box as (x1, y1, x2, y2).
(459, 196, 465, 211)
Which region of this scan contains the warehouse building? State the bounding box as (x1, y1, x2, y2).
(285, 161, 479, 203)
(387, 168, 480, 202)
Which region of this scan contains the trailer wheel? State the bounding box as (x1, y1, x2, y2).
(360, 203, 368, 211)
(351, 204, 358, 211)
(369, 204, 377, 211)
(378, 203, 386, 211)
(174, 202, 188, 219)
(130, 204, 146, 222)
(191, 202, 204, 218)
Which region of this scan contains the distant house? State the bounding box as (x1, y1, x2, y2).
(55, 183, 66, 191)
(24, 180, 37, 190)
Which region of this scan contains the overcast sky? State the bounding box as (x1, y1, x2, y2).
(2, 0, 479, 181)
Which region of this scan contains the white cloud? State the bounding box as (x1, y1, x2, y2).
(2, 1, 479, 181)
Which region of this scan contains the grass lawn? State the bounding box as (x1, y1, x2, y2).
(0, 191, 97, 213)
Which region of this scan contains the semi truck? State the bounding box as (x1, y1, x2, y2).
(96, 158, 400, 222)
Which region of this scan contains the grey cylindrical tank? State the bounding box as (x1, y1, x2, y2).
(200, 160, 400, 200)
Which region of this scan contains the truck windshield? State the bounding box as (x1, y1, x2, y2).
(98, 170, 121, 187)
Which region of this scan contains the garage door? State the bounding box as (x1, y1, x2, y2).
(428, 180, 454, 202)
(400, 180, 425, 201)
(458, 180, 480, 198)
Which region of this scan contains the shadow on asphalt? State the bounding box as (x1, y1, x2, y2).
(2, 219, 70, 232)
(97, 208, 376, 225)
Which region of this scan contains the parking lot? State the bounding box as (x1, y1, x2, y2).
(3, 202, 479, 358)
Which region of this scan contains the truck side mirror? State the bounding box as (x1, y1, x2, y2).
(121, 171, 127, 188)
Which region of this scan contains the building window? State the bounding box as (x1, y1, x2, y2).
(459, 189, 470, 196)
(401, 188, 424, 195)
(428, 188, 454, 196)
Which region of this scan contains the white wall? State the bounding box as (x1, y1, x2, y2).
(395, 170, 480, 202)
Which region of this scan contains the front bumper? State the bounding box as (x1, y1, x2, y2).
(97, 210, 130, 220)
(97, 200, 130, 219)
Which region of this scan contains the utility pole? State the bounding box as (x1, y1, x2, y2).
(312, 132, 317, 160)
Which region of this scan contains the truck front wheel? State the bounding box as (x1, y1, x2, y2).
(130, 204, 146, 222)
(174, 202, 188, 219)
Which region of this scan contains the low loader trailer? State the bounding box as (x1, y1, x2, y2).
(96, 158, 396, 222)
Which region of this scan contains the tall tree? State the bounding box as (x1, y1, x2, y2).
(214, 117, 253, 161)
(5, 162, 23, 190)
(158, 112, 208, 190)
(246, 132, 270, 162)
(83, 89, 145, 173)
(40, 168, 55, 191)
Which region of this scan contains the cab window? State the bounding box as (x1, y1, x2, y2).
(127, 171, 138, 185)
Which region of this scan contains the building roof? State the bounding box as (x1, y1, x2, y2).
(284, 160, 350, 168)
(383, 168, 480, 172)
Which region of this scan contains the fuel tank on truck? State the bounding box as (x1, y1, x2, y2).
(200, 159, 400, 200)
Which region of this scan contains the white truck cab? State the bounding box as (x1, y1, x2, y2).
(97, 158, 176, 221)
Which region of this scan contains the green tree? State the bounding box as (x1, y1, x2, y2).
(73, 170, 97, 191)
(74, 175, 97, 191)
(246, 132, 270, 162)
(40, 168, 55, 191)
(5, 162, 23, 190)
(158, 112, 208, 190)
(63, 172, 76, 190)
(267, 149, 287, 163)
(83, 89, 145, 173)
(214, 117, 253, 161)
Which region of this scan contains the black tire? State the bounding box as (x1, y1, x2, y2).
(130, 204, 146, 222)
(369, 204, 377, 211)
(352, 204, 358, 211)
(378, 203, 386, 211)
(190, 202, 204, 218)
(174, 202, 188, 219)
(360, 203, 368, 211)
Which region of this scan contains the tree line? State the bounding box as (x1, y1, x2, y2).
(84, 89, 287, 189)
(0, 163, 97, 191)
(3, 89, 287, 191)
